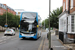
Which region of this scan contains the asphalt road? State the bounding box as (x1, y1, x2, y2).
(0, 31, 48, 50)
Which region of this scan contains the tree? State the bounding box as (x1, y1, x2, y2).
(42, 6, 62, 29)
(0, 12, 20, 28)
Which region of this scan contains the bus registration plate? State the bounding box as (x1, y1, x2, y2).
(22, 34, 29, 36)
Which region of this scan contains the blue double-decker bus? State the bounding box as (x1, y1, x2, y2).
(19, 12, 41, 39)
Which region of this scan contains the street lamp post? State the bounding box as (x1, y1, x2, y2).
(6, 6, 7, 25)
(44, 20, 45, 29)
(49, 0, 52, 50)
(5, 5, 7, 28)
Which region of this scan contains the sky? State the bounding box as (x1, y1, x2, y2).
(0, 0, 62, 22)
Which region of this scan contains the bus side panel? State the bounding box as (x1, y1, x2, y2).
(19, 12, 23, 38)
(36, 13, 38, 39)
(19, 33, 22, 38)
(36, 13, 38, 23)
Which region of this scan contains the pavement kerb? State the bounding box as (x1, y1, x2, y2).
(42, 36, 45, 50)
(38, 36, 45, 50)
(42, 36, 49, 50)
(58, 39, 64, 45)
(56, 35, 73, 50)
(54, 35, 64, 45)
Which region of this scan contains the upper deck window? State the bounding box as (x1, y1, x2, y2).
(22, 12, 36, 19)
(22, 12, 36, 23)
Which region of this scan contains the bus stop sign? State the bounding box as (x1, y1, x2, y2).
(4, 23, 8, 27)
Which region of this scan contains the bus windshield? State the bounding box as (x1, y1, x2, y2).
(22, 12, 36, 23)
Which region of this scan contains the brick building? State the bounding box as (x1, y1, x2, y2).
(58, 0, 75, 43)
(0, 3, 16, 15)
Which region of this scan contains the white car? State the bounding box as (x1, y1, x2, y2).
(4, 29, 15, 36)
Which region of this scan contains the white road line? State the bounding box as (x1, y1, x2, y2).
(0, 36, 18, 43)
(0, 37, 11, 43)
(1, 36, 6, 38)
(0, 41, 6, 45)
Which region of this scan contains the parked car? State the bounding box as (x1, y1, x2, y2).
(11, 27, 16, 31)
(4, 29, 15, 36)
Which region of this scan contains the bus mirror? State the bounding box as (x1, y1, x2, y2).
(37, 25, 39, 28)
(19, 25, 20, 27)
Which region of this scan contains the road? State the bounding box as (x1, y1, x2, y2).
(0, 31, 48, 50)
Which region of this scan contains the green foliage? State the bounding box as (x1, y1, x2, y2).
(0, 12, 20, 28)
(42, 6, 62, 28)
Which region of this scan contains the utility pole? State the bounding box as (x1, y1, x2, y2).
(5, 5, 8, 28)
(49, 0, 52, 50)
(6, 6, 7, 25)
(44, 20, 45, 30)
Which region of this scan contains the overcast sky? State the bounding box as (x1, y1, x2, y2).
(0, 0, 62, 22)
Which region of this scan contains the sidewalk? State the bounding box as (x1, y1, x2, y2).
(51, 34, 67, 50)
(43, 33, 68, 50)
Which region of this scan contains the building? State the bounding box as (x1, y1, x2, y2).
(14, 9, 25, 16)
(58, 0, 75, 43)
(0, 3, 16, 15)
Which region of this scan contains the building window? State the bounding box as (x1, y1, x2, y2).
(1, 4, 2, 7)
(0, 4, 1, 7)
(66, 0, 68, 11)
(59, 19, 64, 31)
(68, 16, 71, 32)
(71, 15, 75, 32)
(71, 0, 73, 9)
(63, 2, 65, 12)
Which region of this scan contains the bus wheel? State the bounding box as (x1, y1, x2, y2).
(22, 37, 25, 39)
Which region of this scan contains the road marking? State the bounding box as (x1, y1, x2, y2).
(2, 36, 6, 38)
(0, 41, 6, 45)
(0, 36, 13, 43)
(38, 36, 44, 50)
(0, 35, 18, 44)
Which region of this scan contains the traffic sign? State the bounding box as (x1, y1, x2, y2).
(4, 25, 8, 27)
(5, 23, 8, 27)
